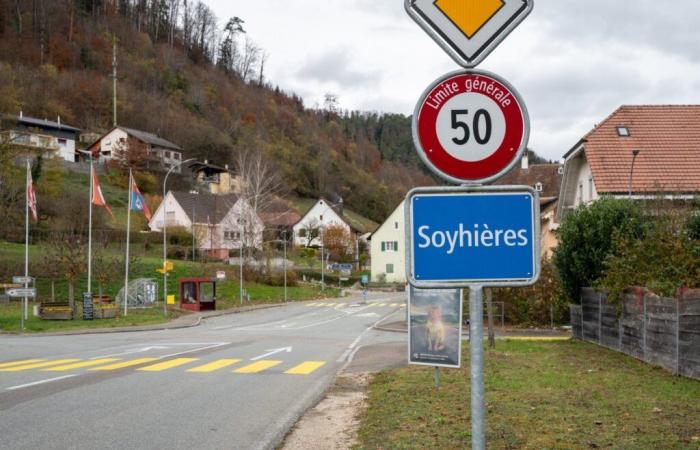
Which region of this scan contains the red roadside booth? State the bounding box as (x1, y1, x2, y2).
(179, 278, 217, 312)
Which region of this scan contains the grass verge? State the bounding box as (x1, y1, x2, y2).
(356, 340, 700, 449)
(0, 303, 183, 333)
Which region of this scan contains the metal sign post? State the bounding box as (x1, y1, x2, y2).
(405, 2, 536, 448)
(469, 286, 485, 450)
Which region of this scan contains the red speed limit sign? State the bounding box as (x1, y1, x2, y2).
(413, 70, 530, 184)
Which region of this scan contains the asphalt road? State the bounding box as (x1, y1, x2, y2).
(0, 291, 407, 450)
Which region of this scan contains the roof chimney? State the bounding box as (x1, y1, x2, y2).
(521, 152, 529, 170)
(57, 116, 61, 126)
(19, 110, 23, 118)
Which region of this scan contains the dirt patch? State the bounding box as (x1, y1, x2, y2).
(281, 372, 371, 450)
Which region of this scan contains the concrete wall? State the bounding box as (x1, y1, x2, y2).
(571, 287, 700, 380)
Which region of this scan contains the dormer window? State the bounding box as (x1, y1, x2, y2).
(535, 182, 543, 192)
(616, 126, 630, 137)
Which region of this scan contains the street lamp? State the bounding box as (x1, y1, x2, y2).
(239, 218, 246, 305)
(162, 158, 195, 316)
(282, 230, 288, 303)
(628, 149, 640, 199)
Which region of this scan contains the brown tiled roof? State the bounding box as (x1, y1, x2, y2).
(259, 198, 302, 227)
(491, 163, 563, 198)
(580, 105, 700, 194)
(171, 191, 239, 224)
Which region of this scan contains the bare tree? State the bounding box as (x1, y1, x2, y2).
(43, 232, 88, 315)
(238, 36, 260, 82)
(302, 217, 321, 248)
(167, 0, 181, 47)
(232, 148, 283, 256)
(112, 136, 151, 171)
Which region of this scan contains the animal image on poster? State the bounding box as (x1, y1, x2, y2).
(408, 286, 462, 368)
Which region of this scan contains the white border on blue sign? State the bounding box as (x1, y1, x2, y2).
(405, 185, 541, 289)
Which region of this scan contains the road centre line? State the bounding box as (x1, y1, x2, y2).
(6, 375, 77, 391)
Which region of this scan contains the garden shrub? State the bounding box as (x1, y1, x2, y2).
(553, 198, 646, 303)
(600, 213, 700, 305)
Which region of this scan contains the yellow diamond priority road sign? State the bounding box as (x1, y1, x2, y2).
(405, 0, 533, 68)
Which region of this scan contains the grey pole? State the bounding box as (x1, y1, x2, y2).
(320, 228, 325, 291)
(283, 231, 288, 303)
(123, 169, 132, 317)
(162, 158, 195, 315)
(469, 286, 486, 450)
(240, 219, 245, 305)
(23, 160, 30, 330)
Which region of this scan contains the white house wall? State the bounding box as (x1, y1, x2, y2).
(57, 138, 76, 162)
(211, 199, 264, 250)
(148, 192, 192, 232)
(98, 128, 129, 161)
(293, 199, 351, 247)
(571, 155, 598, 207)
(370, 201, 406, 284)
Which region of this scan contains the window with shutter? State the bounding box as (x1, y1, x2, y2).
(381, 242, 386, 252)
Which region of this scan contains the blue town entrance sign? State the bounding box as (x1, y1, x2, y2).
(406, 186, 540, 288)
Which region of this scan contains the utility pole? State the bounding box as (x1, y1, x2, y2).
(112, 38, 118, 127)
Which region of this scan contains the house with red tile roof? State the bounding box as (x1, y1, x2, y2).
(492, 153, 564, 259)
(558, 105, 700, 219)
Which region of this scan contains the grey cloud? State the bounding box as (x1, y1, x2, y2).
(296, 49, 380, 88)
(536, 0, 700, 62)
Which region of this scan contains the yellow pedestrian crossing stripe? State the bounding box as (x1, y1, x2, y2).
(285, 361, 325, 375)
(0, 359, 80, 372)
(0, 359, 45, 369)
(138, 358, 199, 372)
(0, 357, 327, 376)
(233, 360, 282, 374)
(43, 358, 121, 372)
(90, 358, 159, 371)
(187, 359, 241, 373)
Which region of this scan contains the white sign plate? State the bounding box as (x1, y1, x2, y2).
(12, 276, 33, 284)
(8, 288, 36, 298)
(405, 0, 534, 68)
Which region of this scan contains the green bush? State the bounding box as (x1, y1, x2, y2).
(600, 213, 700, 305)
(553, 198, 645, 303)
(167, 226, 193, 246)
(494, 262, 568, 326)
(687, 211, 700, 241)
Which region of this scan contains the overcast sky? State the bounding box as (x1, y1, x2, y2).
(207, 0, 700, 161)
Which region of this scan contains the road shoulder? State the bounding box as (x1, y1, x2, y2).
(281, 341, 406, 450)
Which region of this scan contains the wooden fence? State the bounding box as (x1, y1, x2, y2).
(570, 287, 700, 380)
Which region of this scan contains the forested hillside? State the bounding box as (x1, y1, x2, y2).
(0, 0, 434, 222)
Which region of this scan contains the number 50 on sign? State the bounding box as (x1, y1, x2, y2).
(412, 69, 530, 185)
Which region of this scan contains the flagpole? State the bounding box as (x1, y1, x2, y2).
(23, 160, 30, 330)
(88, 158, 93, 295)
(124, 169, 132, 317)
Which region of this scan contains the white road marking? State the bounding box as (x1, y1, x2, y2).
(250, 346, 293, 361)
(158, 342, 230, 359)
(91, 346, 170, 359)
(6, 375, 77, 391)
(337, 310, 398, 363)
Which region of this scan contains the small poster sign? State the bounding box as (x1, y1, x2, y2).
(408, 286, 463, 368)
(83, 292, 94, 321)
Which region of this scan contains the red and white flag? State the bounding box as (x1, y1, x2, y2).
(27, 167, 37, 221)
(91, 166, 114, 218)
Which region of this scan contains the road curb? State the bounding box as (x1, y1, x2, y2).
(1, 302, 296, 337)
